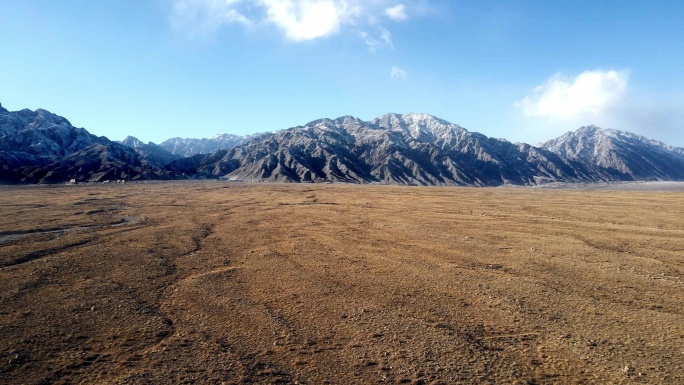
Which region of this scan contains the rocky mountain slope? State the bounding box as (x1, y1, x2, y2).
(120, 136, 181, 168)
(160, 133, 264, 157)
(2, 102, 683, 185)
(171, 113, 658, 186)
(0, 103, 179, 183)
(540, 125, 684, 181)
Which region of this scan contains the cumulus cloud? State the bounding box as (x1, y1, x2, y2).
(515, 70, 628, 120)
(390, 65, 407, 80)
(384, 4, 408, 21)
(171, 0, 428, 44)
(260, 0, 360, 41)
(515, 69, 684, 146)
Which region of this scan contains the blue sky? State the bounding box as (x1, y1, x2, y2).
(1, 0, 683, 146)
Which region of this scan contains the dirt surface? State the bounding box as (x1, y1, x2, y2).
(1, 182, 683, 384)
(526, 181, 684, 192)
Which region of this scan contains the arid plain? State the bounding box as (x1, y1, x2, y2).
(1, 182, 683, 384)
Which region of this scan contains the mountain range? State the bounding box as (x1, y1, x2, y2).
(159, 133, 265, 158)
(1, 102, 682, 185)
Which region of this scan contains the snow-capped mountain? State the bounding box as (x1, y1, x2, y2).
(0, 103, 179, 183)
(119, 136, 181, 168)
(169, 113, 598, 185)
(160, 133, 264, 157)
(2, 102, 683, 185)
(540, 125, 684, 181)
(0, 104, 103, 161)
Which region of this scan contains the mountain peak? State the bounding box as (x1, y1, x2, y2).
(539, 124, 684, 180)
(211, 133, 240, 140)
(121, 136, 145, 147)
(375, 112, 457, 127)
(3, 103, 683, 185)
(380, 112, 445, 121)
(302, 115, 360, 127)
(371, 113, 467, 143)
(0, 102, 6, 113)
(24, 108, 73, 128)
(160, 132, 259, 157)
(576, 125, 620, 136)
(577, 124, 601, 132)
(335, 115, 363, 124)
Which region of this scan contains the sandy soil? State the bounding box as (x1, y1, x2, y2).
(525, 181, 684, 192)
(1, 182, 683, 384)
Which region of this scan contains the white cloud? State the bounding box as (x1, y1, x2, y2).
(385, 4, 408, 21)
(379, 26, 393, 49)
(359, 32, 379, 53)
(171, 0, 251, 34)
(515, 70, 628, 120)
(390, 65, 407, 80)
(360, 26, 393, 53)
(513, 69, 684, 147)
(171, 0, 430, 44)
(260, 0, 361, 42)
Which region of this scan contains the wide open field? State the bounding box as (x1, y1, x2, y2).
(1, 182, 683, 384)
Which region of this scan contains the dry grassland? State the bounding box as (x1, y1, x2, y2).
(1, 182, 683, 384)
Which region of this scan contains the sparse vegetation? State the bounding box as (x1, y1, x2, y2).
(1, 182, 683, 384)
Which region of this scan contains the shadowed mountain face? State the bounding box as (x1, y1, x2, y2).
(0, 105, 179, 184)
(120, 136, 181, 168)
(1, 103, 683, 185)
(0, 107, 101, 161)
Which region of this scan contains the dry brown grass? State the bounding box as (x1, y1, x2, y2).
(1, 182, 683, 384)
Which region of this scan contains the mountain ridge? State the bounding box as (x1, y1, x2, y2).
(540, 125, 684, 180)
(160, 132, 266, 157)
(0, 105, 179, 183)
(119, 136, 181, 168)
(1, 103, 682, 185)
(167, 113, 683, 186)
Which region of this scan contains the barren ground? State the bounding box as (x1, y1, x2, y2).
(1, 182, 683, 384)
